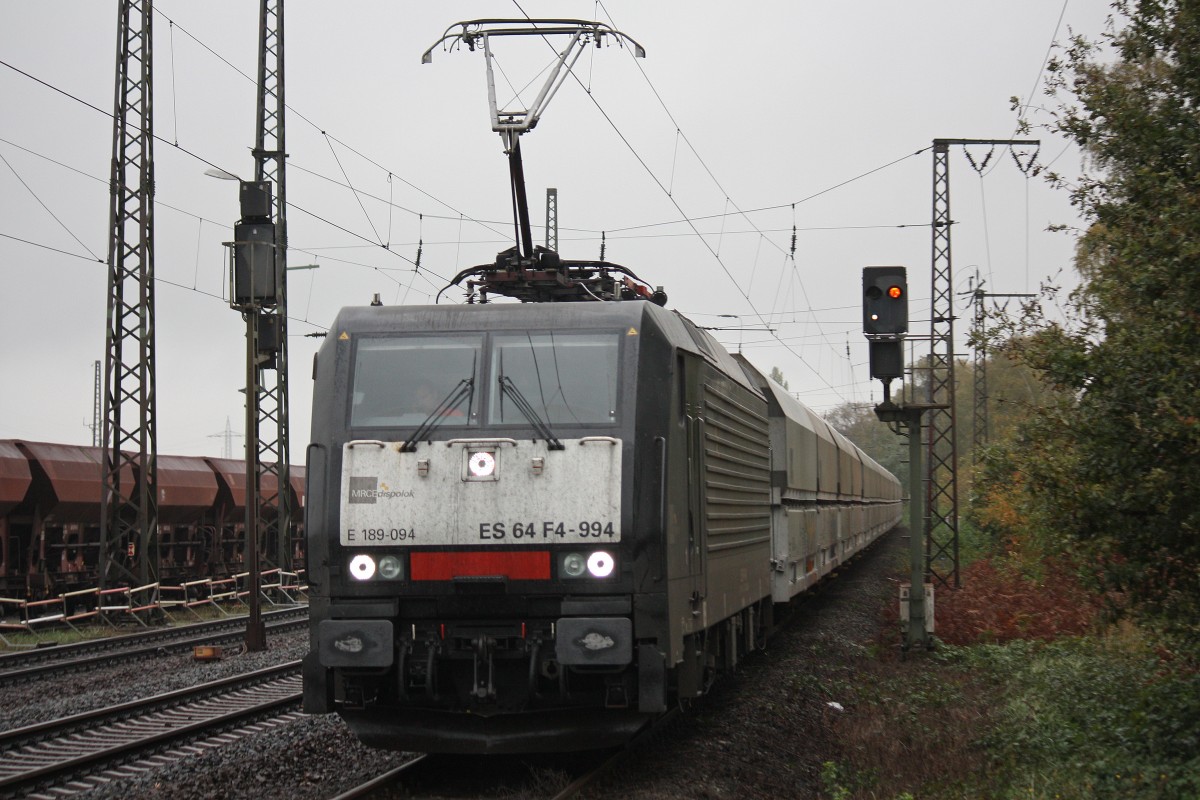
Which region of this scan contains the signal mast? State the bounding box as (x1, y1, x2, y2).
(422, 19, 665, 305)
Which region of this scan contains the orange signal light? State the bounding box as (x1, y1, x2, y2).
(887, 285, 903, 299)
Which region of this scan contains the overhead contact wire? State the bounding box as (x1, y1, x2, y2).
(0, 151, 102, 262)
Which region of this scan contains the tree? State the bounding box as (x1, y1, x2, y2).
(824, 403, 909, 489)
(768, 366, 789, 390)
(984, 1, 1200, 628)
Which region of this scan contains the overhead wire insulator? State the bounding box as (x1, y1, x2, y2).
(789, 203, 797, 259)
(386, 172, 394, 249)
(600, 231, 606, 262)
(963, 145, 995, 175)
(1012, 147, 1041, 177)
(415, 213, 423, 272)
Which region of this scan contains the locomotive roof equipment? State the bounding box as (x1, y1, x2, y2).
(423, 20, 661, 306)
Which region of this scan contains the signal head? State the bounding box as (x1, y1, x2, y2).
(862, 266, 908, 337)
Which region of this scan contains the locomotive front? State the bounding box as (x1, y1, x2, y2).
(302, 302, 659, 753)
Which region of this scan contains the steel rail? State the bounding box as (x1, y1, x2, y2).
(0, 661, 301, 797)
(547, 707, 680, 800)
(0, 606, 306, 683)
(326, 755, 430, 800)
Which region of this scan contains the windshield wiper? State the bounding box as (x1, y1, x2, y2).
(401, 377, 474, 452)
(498, 375, 564, 450)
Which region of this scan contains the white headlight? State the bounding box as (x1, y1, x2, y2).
(467, 450, 496, 477)
(349, 554, 376, 580)
(587, 551, 615, 578)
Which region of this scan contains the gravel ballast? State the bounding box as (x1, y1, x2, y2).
(5, 528, 906, 799)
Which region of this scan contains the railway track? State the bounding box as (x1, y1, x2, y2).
(544, 708, 681, 800)
(0, 606, 307, 686)
(0, 661, 302, 799)
(327, 708, 679, 800)
(328, 755, 429, 800)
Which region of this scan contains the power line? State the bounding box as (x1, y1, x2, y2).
(3, 44, 927, 330)
(155, 9, 512, 248)
(7, 17, 937, 377)
(2, 229, 330, 332)
(2, 36, 481, 294)
(0, 57, 241, 178)
(0, 151, 102, 261)
(0, 231, 102, 263)
(1015, 0, 1071, 129)
(601, 147, 933, 235)
(508, 2, 855, 402)
(0, 133, 442, 299)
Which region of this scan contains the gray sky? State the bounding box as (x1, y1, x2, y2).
(1, 1, 1113, 458)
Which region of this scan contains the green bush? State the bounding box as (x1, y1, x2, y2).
(953, 634, 1200, 799)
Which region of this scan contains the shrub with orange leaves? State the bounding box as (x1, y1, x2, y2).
(934, 555, 1105, 645)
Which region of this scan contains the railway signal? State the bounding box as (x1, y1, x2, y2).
(863, 266, 908, 382)
(861, 264, 935, 650)
(862, 266, 908, 336)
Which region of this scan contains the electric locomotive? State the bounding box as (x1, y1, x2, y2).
(303, 17, 900, 755)
(301, 257, 902, 753)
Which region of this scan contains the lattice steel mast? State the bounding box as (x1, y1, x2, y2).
(970, 276, 1035, 462)
(545, 187, 558, 252)
(971, 275, 988, 461)
(92, 360, 101, 447)
(100, 0, 157, 593)
(927, 139, 1037, 589)
(252, 0, 292, 574)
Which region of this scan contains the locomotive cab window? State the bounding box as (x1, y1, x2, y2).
(489, 332, 620, 426)
(350, 335, 482, 428)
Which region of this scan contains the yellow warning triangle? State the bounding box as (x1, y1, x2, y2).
(338, 331, 350, 341)
(626, 327, 638, 336)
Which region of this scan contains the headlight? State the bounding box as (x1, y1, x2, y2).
(349, 554, 376, 580)
(561, 552, 587, 578)
(378, 555, 405, 580)
(467, 450, 496, 478)
(560, 551, 616, 579)
(587, 551, 615, 578)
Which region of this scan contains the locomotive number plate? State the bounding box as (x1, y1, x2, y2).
(477, 520, 616, 541)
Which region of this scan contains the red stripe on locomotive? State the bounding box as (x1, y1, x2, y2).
(410, 550, 550, 581)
